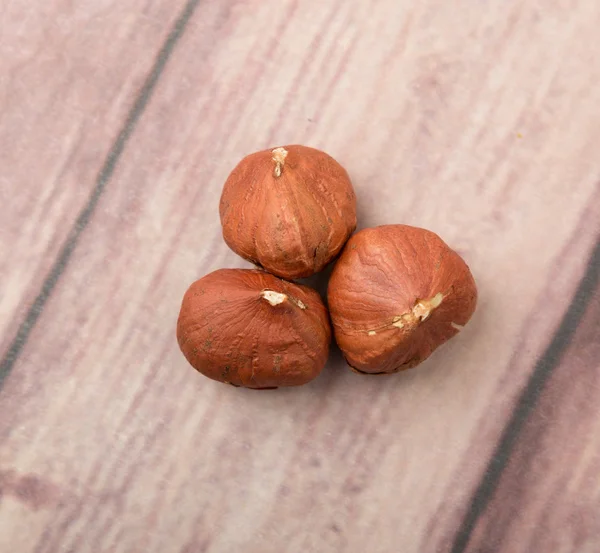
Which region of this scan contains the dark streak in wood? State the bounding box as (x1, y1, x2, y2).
(0, 470, 61, 511)
(0, 0, 201, 389)
(450, 235, 600, 553)
(465, 279, 600, 551)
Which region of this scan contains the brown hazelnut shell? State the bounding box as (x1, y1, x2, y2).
(219, 145, 357, 280)
(327, 225, 477, 374)
(177, 269, 331, 388)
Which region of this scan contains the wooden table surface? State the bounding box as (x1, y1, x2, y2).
(1, 1, 600, 552)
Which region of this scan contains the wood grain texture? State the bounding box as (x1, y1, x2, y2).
(464, 270, 600, 553)
(0, 0, 189, 353)
(1, 1, 600, 552)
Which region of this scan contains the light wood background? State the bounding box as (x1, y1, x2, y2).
(1, 1, 599, 552)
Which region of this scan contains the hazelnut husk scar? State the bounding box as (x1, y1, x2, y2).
(219, 145, 357, 280)
(328, 225, 477, 374)
(177, 269, 331, 389)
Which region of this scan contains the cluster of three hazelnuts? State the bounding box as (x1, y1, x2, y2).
(177, 145, 477, 389)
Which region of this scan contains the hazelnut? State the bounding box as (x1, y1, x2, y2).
(177, 269, 331, 388)
(220, 145, 357, 280)
(327, 225, 477, 374)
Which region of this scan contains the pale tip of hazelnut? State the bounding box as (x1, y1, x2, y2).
(392, 317, 404, 329)
(368, 330, 377, 336)
(451, 322, 464, 331)
(261, 290, 287, 306)
(429, 292, 444, 308)
(413, 292, 444, 321)
(272, 147, 288, 177)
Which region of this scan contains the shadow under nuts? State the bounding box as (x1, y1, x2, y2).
(177, 269, 331, 388)
(220, 145, 357, 280)
(327, 225, 477, 374)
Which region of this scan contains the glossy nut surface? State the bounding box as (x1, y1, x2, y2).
(177, 269, 331, 388)
(220, 145, 357, 279)
(328, 225, 477, 374)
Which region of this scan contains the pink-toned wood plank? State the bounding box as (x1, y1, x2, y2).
(424, 226, 600, 553)
(1, 1, 600, 553)
(462, 273, 600, 553)
(0, 0, 190, 352)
